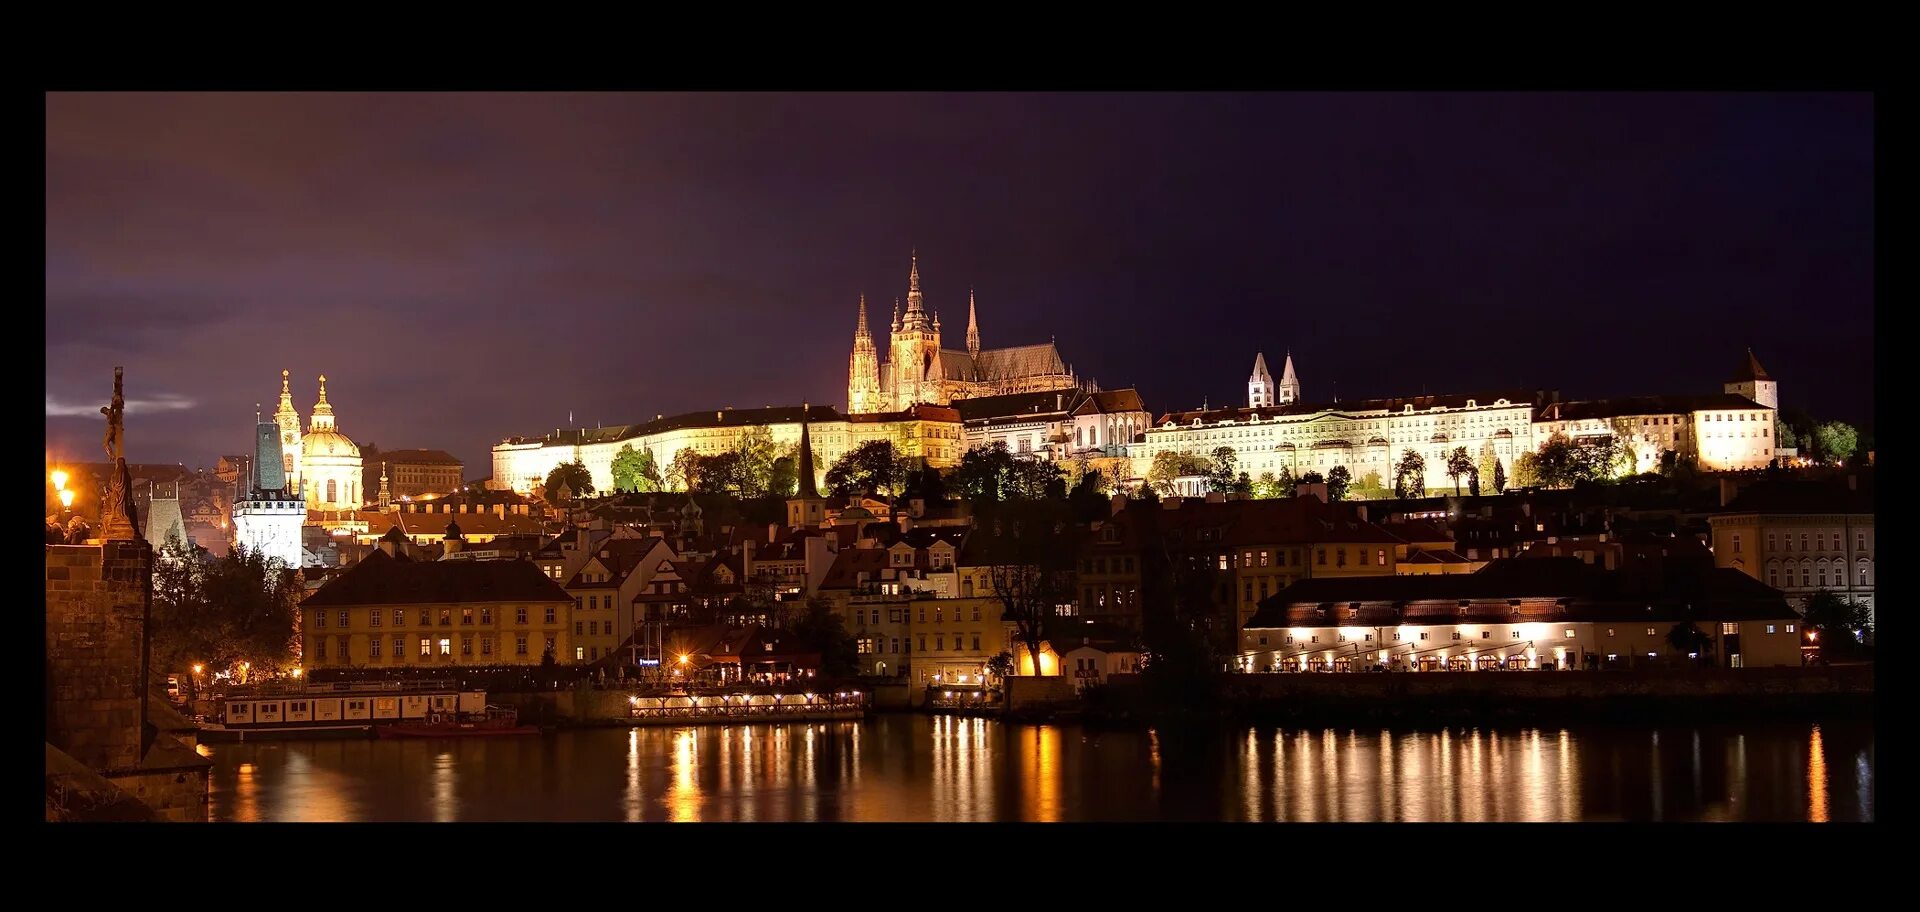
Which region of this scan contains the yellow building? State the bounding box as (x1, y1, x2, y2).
(1709, 476, 1874, 620)
(300, 532, 574, 668)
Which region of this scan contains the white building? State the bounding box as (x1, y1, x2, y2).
(232, 418, 306, 568)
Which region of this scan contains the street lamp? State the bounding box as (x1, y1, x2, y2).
(58, 489, 74, 509)
(51, 470, 68, 491)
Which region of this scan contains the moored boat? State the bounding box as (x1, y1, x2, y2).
(375, 706, 539, 739)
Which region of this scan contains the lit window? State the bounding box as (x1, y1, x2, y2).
(1645, 627, 1656, 636)
(1511, 631, 1521, 639)
(1786, 624, 1796, 633)
(1564, 628, 1576, 638)
(516, 636, 528, 655)
(1766, 625, 1777, 634)
(439, 638, 451, 655)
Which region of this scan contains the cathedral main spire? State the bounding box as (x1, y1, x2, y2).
(966, 288, 980, 358)
(1278, 351, 1301, 405)
(904, 250, 927, 323)
(854, 293, 872, 344)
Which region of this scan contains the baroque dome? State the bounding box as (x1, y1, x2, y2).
(303, 427, 360, 459)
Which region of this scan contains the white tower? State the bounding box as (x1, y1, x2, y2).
(232, 409, 306, 568)
(1248, 352, 1275, 408)
(1278, 352, 1301, 406)
(1725, 348, 1777, 410)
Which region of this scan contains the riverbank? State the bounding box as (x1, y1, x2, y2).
(1077, 666, 1874, 727)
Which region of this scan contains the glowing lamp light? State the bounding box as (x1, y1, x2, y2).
(291, 668, 303, 678)
(51, 470, 69, 491)
(677, 655, 690, 666)
(59, 489, 75, 509)
(191, 664, 203, 674)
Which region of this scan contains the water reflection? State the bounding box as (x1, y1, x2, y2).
(200, 717, 1873, 822)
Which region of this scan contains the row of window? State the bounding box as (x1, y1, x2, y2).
(1255, 624, 1797, 646)
(1768, 564, 1871, 589)
(1755, 531, 1869, 553)
(855, 633, 989, 654)
(316, 606, 553, 628)
(575, 620, 618, 636)
(314, 635, 557, 661)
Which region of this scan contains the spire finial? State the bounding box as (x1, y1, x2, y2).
(966, 288, 981, 357)
(318, 375, 328, 400)
(255, 402, 261, 423)
(281, 369, 290, 393)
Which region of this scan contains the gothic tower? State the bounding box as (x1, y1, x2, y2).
(1248, 352, 1274, 408)
(966, 288, 980, 359)
(272, 369, 303, 494)
(1724, 348, 1777, 410)
(786, 404, 827, 529)
(1278, 352, 1301, 405)
(891, 251, 942, 409)
(848, 294, 883, 414)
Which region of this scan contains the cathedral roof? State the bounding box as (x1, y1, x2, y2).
(936, 350, 977, 381)
(1728, 348, 1771, 383)
(971, 343, 1068, 382)
(633, 404, 841, 437)
(302, 427, 360, 458)
(1071, 388, 1148, 416)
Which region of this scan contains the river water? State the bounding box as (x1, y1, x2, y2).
(199, 716, 1873, 822)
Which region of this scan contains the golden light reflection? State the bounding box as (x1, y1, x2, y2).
(1808, 724, 1828, 823)
(432, 750, 456, 823)
(624, 729, 643, 822)
(669, 728, 699, 822)
(1018, 725, 1062, 822)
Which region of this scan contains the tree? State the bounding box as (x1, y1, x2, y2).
(1467, 466, 1481, 497)
(152, 537, 299, 679)
(732, 426, 779, 498)
(1446, 446, 1473, 496)
(901, 464, 948, 503)
(985, 651, 1014, 685)
(1512, 451, 1540, 489)
(1207, 447, 1239, 495)
(1802, 590, 1872, 657)
(1776, 417, 1801, 451)
(1006, 458, 1066, 501)
(638, 449, 663, 492)
(665, 449, 702, 493)
(1299, 470, 1324, 486)
(1665, 622, 1713, 665)
(1068, 469, 1110, 522)
(1327, 465, 1351, 501)
(1350, 470, 1390, 501)
(1233, 471, 1254, 497)
(1146, 450, 1210, 496)
(543, 459, 594, 502)
(978, 498, 1081, 676)
(1254, 472, 1280, 499)
(610, 444, 647, 493)
(1492, 457, 1507, 494)
(767, 454, 798, 499)
(692, 452, 739, 495)
(1814, 421, 1858, 464)
(787, 596, 859, 678)
(826, 440, 900, 499)
(953, 442, 1018, 502)
(1394, 450, 1426, 498)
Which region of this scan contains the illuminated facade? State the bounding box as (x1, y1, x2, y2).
(847, 253, 1078, 414)
(492, 404, 964, 497)
(232, 418, 306, 568)
(300, 375, 364, 511)
(1708, 478, 1874, 621)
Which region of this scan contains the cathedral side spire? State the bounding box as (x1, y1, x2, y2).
(855, 293, 872, 343)
(310, 374, 336, 431)
(1278, 351, 1301, 405)
(966, 288, 981, 358)
(1248, 351, 1275, 408)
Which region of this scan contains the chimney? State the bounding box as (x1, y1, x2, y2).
(1355, 505, 1368, 523)
(768, 523, 779, 544)
(743, 538, 755, 579)
(1110, 493, 1128, 517)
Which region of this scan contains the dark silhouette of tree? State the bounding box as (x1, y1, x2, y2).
(978, 498, 1080, 676)
(952, 442, 1018, 502)
(1492, 457, 1507, 494)
(826, 440, 900, 499)
(1300, 470, 1324, 486)
(788, 596, 858, 678)
(1665, 622, 1713, 665)
(767, 454, 797, 499)
(1326, 465, 1351, 501)
(1803, 589, 1873, 657)
(152, 535, 299, 678)
(1068, 469, 1110, 522)
(1467, 466, 1481, 497)
(1207, 447, 1238, 495)
(1446, 446, 1473, 496)
(543, 459, 594, 502)
(1394, 450, 1426, 498)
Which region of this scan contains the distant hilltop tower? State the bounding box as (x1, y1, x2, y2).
(1724, 348, 1777, 410)
(1248, 352, 1275, 408)
(1277, 352, 1301, 405)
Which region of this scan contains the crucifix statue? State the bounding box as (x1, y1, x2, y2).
(98, 366, 141, 541)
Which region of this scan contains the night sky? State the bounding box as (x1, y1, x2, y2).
(46, 93, 1874, 474)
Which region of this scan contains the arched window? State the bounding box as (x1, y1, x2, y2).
(326, 478, 337, 503)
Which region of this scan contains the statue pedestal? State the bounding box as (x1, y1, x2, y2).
(99, 459, 140, 542)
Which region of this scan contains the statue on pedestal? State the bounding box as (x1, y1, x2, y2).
(98, 367, 141, 542)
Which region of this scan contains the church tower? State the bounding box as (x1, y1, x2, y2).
(1278, 352, 1301, 405)
(786, 404, 827, 529)
(966, 288, 981, 359)
(891, 251, 942, 409)
(1248, 352, 1274, 408)
(272, 369, 303, 494)
(848, 294, 883, 414)
(232, 409, 306, 568)
(1724, 348, 1777, 410)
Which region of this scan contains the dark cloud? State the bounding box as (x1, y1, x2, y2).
(45, 92, 1875, 471)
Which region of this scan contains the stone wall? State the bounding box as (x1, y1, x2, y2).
(45, 542, 151, 773)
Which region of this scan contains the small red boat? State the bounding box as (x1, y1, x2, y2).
(376, 707, 540, 739)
